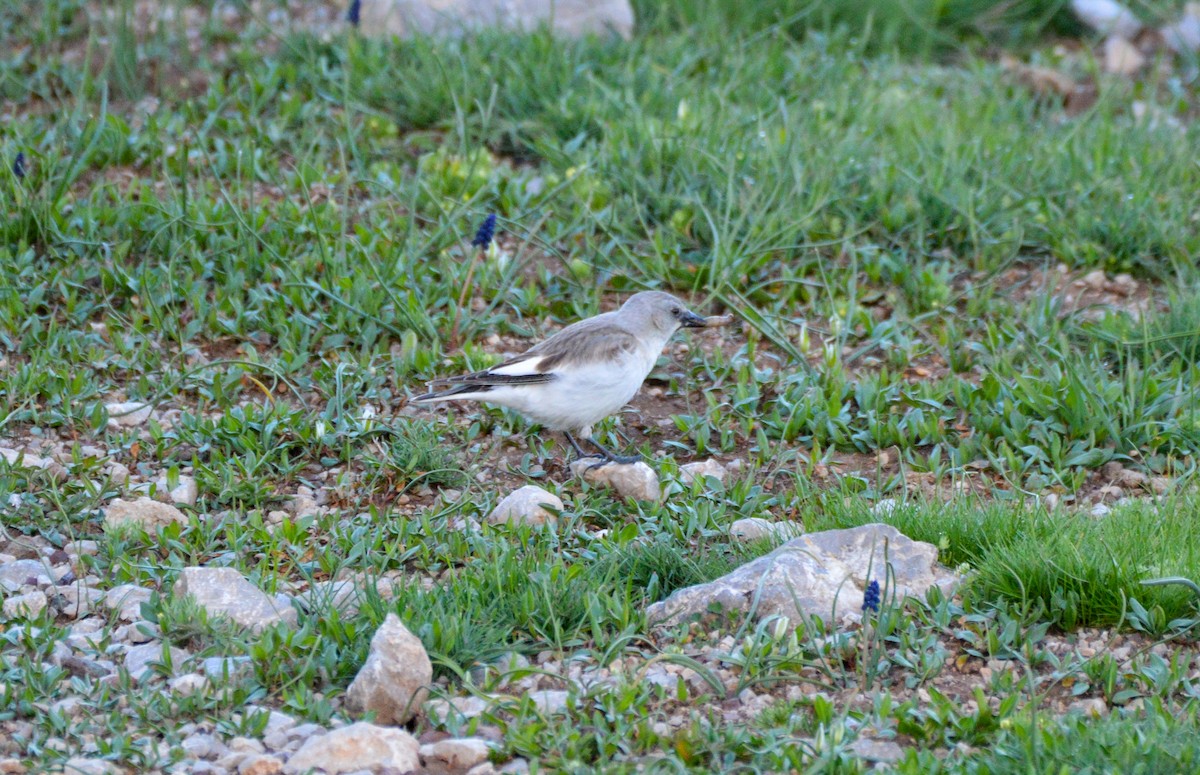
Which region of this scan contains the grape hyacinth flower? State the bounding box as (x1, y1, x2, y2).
(347, 0, 361, 27)
(471, 213, 497, 250)
(12, 152, 25, 179)
(861, 579, 880, 612)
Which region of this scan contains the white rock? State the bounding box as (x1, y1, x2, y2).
(2, 590, 48, 619)
(202, 656, 253, 679)
(105, 401, 154, 427)
(354, 0, 634, 39)
(0, 448, 52, 470)
(647, 524, 959, 630)
(1071, 0, 1142, 38)
(679, 459, 728, 485)
(0, 559, 50, 590)
(174, 567, 297, 631)
(168, 673, 210, 696)
(1103, 35, 1144, 75)
(345, 613, 432, 724)
(729, 518, 803, 543)
(103, 497, 187, 531)
(570, 459, 661, 501)
(283, 722, 420, 775)
(847, 738, 905, 763)
(1161, 3, 1200, 52)
(125, 642, 190, 683)
(870, 498, 898, 517)
(105, 584, 153, 621)
(487, 485, 563, 526)
(238, 754, 283, 775)
(528, 689, 570, 715)
(421, 737, 492, 770)
(1068, 697, 1109, 718)
(425, 695, 492, 722)
(154, 474, 198, 506)
(61, 758, 123, 775)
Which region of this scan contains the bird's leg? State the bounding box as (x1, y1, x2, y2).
(562, 432, 589, 460)
(585, 437, 642, 465)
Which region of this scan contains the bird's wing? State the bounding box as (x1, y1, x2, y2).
(429, 320, 640, 388)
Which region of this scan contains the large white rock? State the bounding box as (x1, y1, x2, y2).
(0, 559, 51, 590)
(487, 485, 563, 526)
(420, 737, 493, 771)
(647, 524, 959, 630)
(283, 722, 420, 775)
(174, 567, 298, 631)
(2, 590, 48, 619)
(570, 459, 661, 501)
(1071, 0, 1142, 38)
(679, 459, 728, 485)
(353, 0, 634, 40)
(1161, 3, 1200, 52)
(103, 497, 187, 531)
(345, 613, 432, 724)
(729, 518, 803, 543)
(125, 642, 190, 683)
(105, 401, 154, 427)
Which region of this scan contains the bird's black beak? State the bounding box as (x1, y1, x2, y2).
(679, 309, 708, 328)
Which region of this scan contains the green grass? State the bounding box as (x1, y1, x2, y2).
(4, 0, 1200, 771)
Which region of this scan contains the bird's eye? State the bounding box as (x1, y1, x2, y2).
(671, 307, 681, 316)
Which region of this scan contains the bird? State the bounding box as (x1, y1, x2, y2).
(414, 291, 713, 464)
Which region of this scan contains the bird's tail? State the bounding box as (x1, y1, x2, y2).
(412, 384, 494, 403)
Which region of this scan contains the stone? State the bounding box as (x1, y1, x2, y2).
(425, 695, 492, 722)
(283, 722, 420, 775)
(61, 758, 124, 775)
(570, 459, 661, 501)
(421, 737, 492, 771)
(2, 590, 48, 619)
(0, 448, 53, 471)
(53, 583, 105, 618)
(1103, 35, 1144, 75)
(155, 474, 198, 506)
(353, 0, 634, 40)
(847, 738, 905, 763)
(103, 497, 187, 531)
(729, 518, 802, 543)
(1161, 3, 1200, 52)
(203, 655, 253, 679)
(0, 759, 25, 774)
(528, 690, 569, 715)
(1067, 697, 1109, 718)
(1071, 0, 1141, 38)
(105, 401, 153, 426)
(487, 485, 563, 526)
(345, 613, 432, 724)
(298, 580, 369, 616)
(106, 584, 154, 621)
(0, 559, 50, 590)
(125, 642, 190, 683)
(168, 673, 209, 696)
(679, 459, 727, 485)
(174, 567, 298, 631)
(239, 755, 284, 775)
(870, 498, 898, 517)
(646, 523, 959, 630)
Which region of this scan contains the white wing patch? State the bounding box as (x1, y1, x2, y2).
(489, 356, 548, 377)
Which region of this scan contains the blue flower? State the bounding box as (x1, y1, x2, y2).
(471, 213, 497, 250)
(12, 152, 25, 179)
(347, 0, 361, 26)
(862, 579, 880, 612)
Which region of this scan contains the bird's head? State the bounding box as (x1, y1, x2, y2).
(622, 291, 708, 336)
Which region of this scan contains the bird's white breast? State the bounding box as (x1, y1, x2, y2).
(483, 340, 661, 432)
